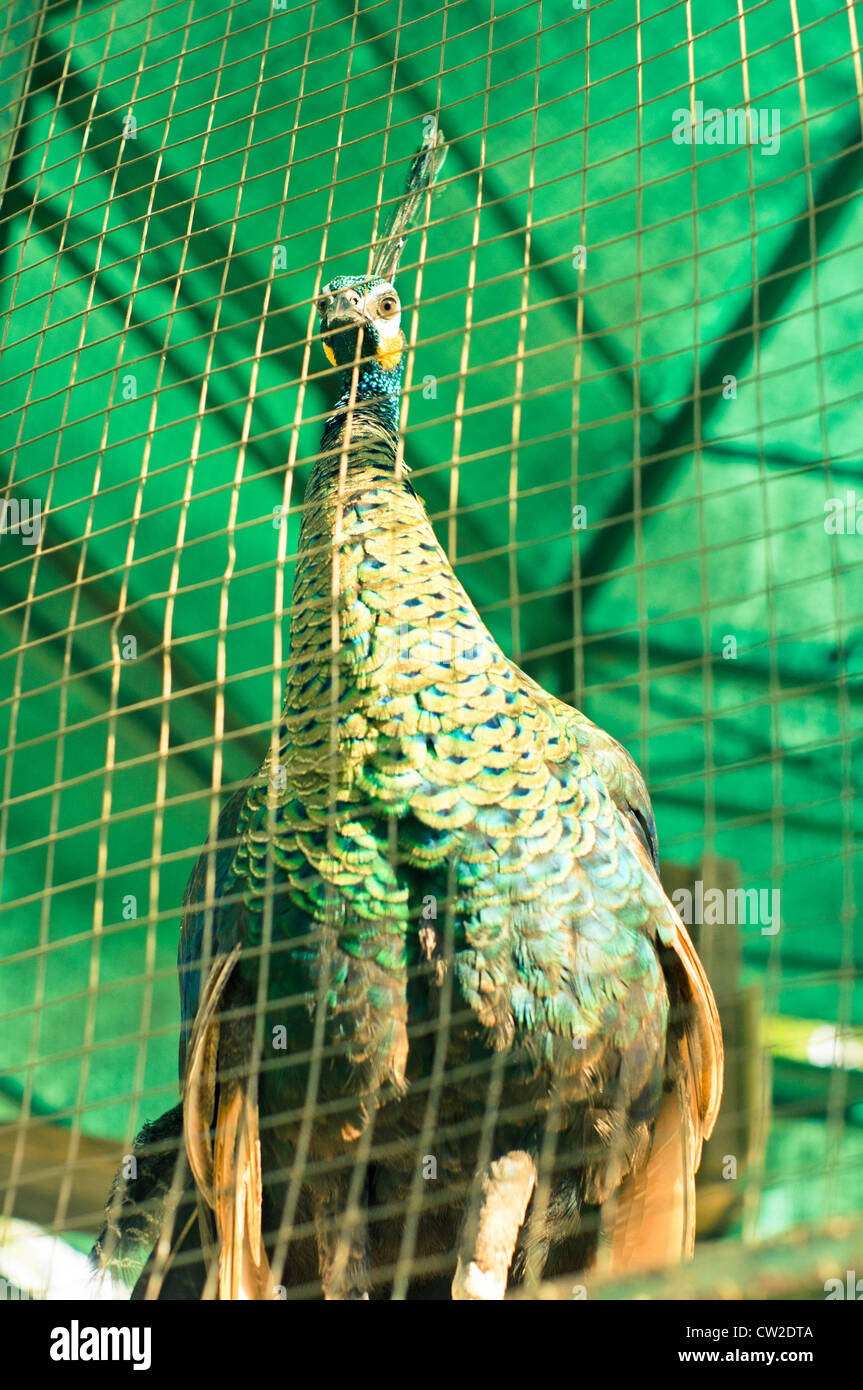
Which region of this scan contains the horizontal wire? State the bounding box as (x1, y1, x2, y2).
(1, 935, 856, 1075)
(1, 689, 858, 879)
(4, 419, 861, 699)
(3, 233, 860, 573)
(1, 598, 858, 826)
(3, 136, 860, 456)
(2, 10, 856, 310)
(3, 428, 861, 719)
(3, 488, 860, 746)
(1, 0, 840, 204)
(3, 361, 861, 659)
(1, 0, 568, 200)
(6, 827, 855, 973)
(0, 1025, 856, 1171)
(3, 50, 858, 330)
(2, 0, 859, 1260)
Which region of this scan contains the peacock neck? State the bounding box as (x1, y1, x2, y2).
(321, 360, 404, 447)
(317, 407, 400, 470)
(330, 386, 400, 435)
(296, 409, 426, 620)
(285, 411, 473, 707)
(278, 412, 492, 802)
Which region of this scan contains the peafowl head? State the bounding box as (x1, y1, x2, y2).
(314, 129, 445, 434)
(317, 274, 406, 426)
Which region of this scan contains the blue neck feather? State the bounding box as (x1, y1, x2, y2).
(328, 357, 404, 437)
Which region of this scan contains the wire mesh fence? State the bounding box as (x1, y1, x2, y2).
(0, 0, 861, 1300)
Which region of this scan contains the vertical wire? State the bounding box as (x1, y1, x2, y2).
(0, 2, 83, 1207)
(736, 0, 781, 1245)
(0, 0, 88, 915)
(365, 0, 403, 283)
(270, 0, 362, 1293)
(123, 1, 238, 1292)
(682, 0, 731, 1253)
(125, 0, 197, 1169)
(839, 0, 863, 1215)
(391, 0, 418, 487)
(98, 0, 202, 1296)
(308, 4, 404, 1289)
(788, 0, 855, 1219)
(114, 14, 229, 1274)
(198, 0, 284, 1294)
(446, 3, 495, 566)
(54, 0, 163, 1237)
(683, 0, 716, 875)
(389, 0, 452, 1300)
(255, 0, 319, 1298)
(519, 0, 567, 1296)
(0, 4, 16, 83)
(444, 0, 501, 1218)
(0, 0, 47, 261)
(342, 33, 412, 1287)
(0, 0, 65, 348)
(1, 1, 122, 1229)
(845, 0, 863, 130)
(391, 876, 459, 1297)
(505, 4, 540, 669)
(568, 4, 589, 708)
(193, 0, 284, 1299)
(175, 7, 246, 1283)
(632, 0, 649, 793)
(314, 0, 396, 1295)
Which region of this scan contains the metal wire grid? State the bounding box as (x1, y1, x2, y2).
(0, 0, 860, 1296)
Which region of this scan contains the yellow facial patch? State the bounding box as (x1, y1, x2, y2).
(322, 341, 337, 367)
(376, 335, 404, 372)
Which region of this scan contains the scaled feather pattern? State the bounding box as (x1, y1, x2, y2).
(95, 135, 722, 1300)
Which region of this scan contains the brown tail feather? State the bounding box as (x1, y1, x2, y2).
(213, 1080, 272, 1300)
(670, 912, 724, 1144)
(603, 1056, 697, 1274)
(183, 945, 273, 1299)
(184, 946, 241, 1206)
(600, 900, 724, 1275)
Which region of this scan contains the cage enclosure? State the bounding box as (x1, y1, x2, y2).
(0, 0, 861, 1303)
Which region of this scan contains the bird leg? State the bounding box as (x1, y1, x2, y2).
(452, 1150, 537, 1300)
(313, 1176, 371, 1300)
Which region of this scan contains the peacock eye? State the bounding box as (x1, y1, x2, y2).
(378, 295, 399, 316)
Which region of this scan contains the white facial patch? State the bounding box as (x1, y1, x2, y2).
(364, 282, 402, 339)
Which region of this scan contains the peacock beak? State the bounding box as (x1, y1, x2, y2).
(321, 297, 369, 367)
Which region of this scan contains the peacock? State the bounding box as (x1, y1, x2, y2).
(94, 128, 723, 1301)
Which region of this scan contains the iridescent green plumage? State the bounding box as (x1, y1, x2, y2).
(96, 135, 722, 1299)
